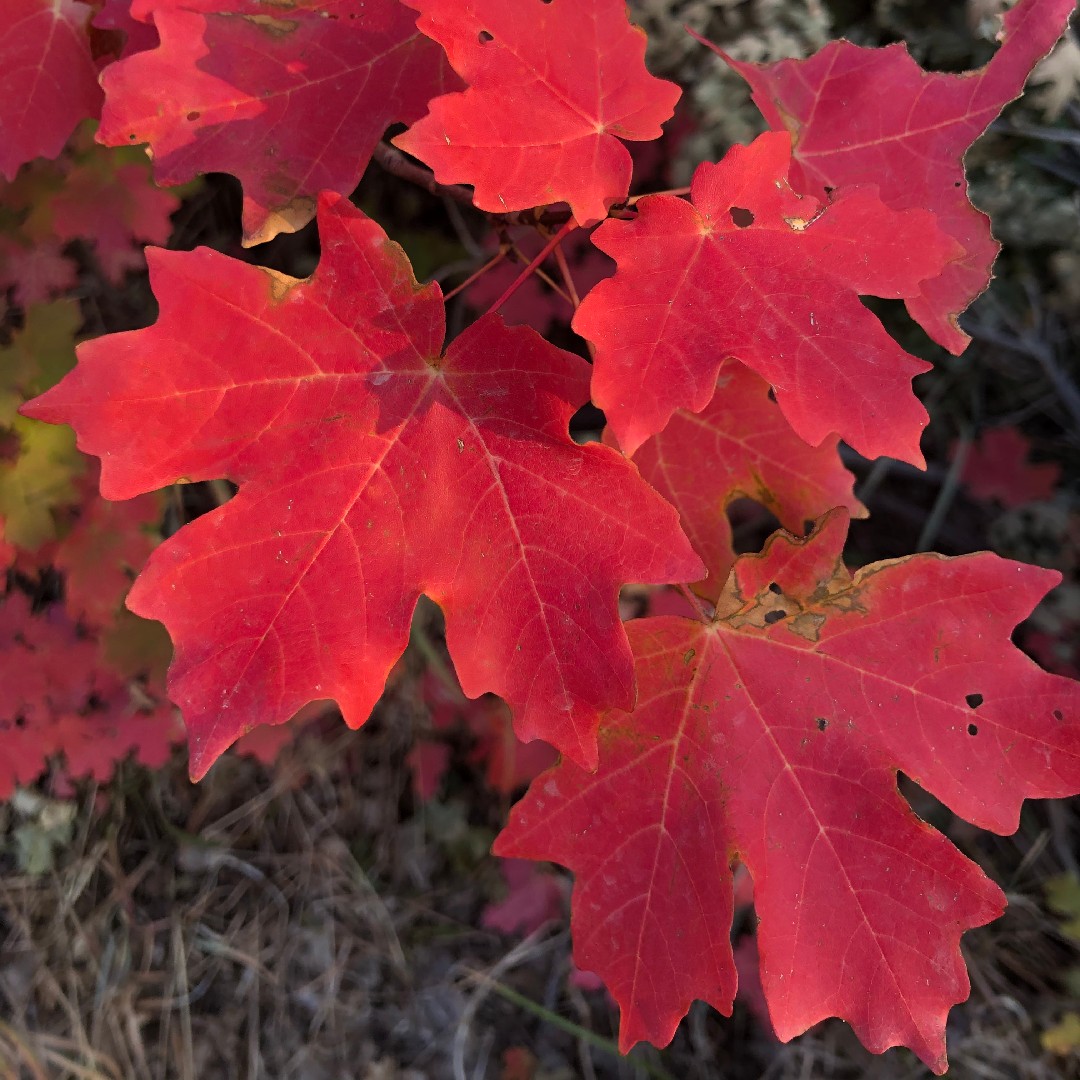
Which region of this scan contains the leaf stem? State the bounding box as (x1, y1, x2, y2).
(677, 583, 713, 623)
(485, 220, 578, 317)
(553, 239, 581, 309)
(373, 142, 574, 228)
(442, 249, 507, 302)
(507, 239, 574, 306)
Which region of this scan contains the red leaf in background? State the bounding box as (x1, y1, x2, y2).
(0, 236, 78, 307)
(24, 194, 702, 779)
(712, 0, 1075, 354)
(53, 469, 160, 628)
(408, 739, 452, 802)
(93, 0, 159, 61)
(497, 510, 1080, 1072)
(958, 426, 1062, 508)
(0, 0, 104, 180)
(0, 520, 14, 571)
(466, 228, 614, 334)
(470, 698, 557, 798)
(576, 131, 961, 465)
(482, 858, 564, 937)
(393, 0, 681, 224)
(619, 360, 866, 598)
(0, 592, 181, 799)
(97, 0, 459, 245)
(49, 161, 180, 282)
(409, 669, 557, 801)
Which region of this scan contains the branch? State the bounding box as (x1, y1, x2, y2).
(373, 141, 574, 227)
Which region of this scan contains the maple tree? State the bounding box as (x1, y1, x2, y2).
(2, 0, 1079, 1072)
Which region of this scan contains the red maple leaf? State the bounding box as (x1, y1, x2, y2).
(482, 858, 565, 937)
(24, 193, 702, 778)
(53, 468, 161, 628)
(0, 519, 14, 572)
(957, 426, 1062, 508)
(497, 510, 1080, 1072)
(393, 0, 681, 225)
(93, 0, 159, 61)
(49, 160, 180, 282)
(96, 0, 459, 245)
(0, 0, 104, 181)
(711, 0, 1075, 354)
(619, 360, 866, 598)
(0, 235, 78, 307)
(0, 592, 181, 799)
(409, 669, 556, 799)
(576, 131, 962, 465)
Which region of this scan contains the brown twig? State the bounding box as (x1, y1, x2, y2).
(373, 142, 574, 228)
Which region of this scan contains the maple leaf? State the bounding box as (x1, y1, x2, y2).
(49, 158, 180, 282)
(0, 592, 181, 800)
(393, 0, 681, 225)
(0, 300, 81, 419)
(0, 0, 104, 181)
(576, 131, 962, 465)
(482, 858, 565, 937)
(94, 0, 160, 61)
(0, 235, 78, 307)
(0, 418, 84, 551)
(408, 738, 452, 802)
(411, 669, 556, 799)
(0, 301, 83, 551)
(710, 0, 1076, 354)
(496, 509, 1080, 1072)
(0, 520, 13, 572)
(54, 468, 161, 628)
(619, 360, 866, 598)
(96, 0, 459, 245)
(957, 426, 1061, 508)
(23, 193, 702, 778)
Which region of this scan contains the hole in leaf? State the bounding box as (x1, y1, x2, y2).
(478, 29, 494, 43)
(763, 609, 787, 625)
(729, 206, 755, 228)
(768, 582, 782, 595)
(954, 181, 962, 188)
(727, 498, 782, 556)
(967, 723, 979, 736)
(1054, 709, 1064, 722)
(186, 110, 201, 122)
(824, 185, 834, 194)
(766, 387, 777, 402)
(966, 693, 983, 709)
(816, 717, 828, 731)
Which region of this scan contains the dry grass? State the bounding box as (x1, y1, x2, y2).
(1, 693, 1078, 1080)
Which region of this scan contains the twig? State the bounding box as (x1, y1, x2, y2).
(553, 239, 581, 309)
(372, 142, 477, 207)
(967, 322, 1080, 433)
(442, 249, 507, 302)
(485, 220, 577, 316)
(917, 427, 970, 552)
(373, 142, 574, 228)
